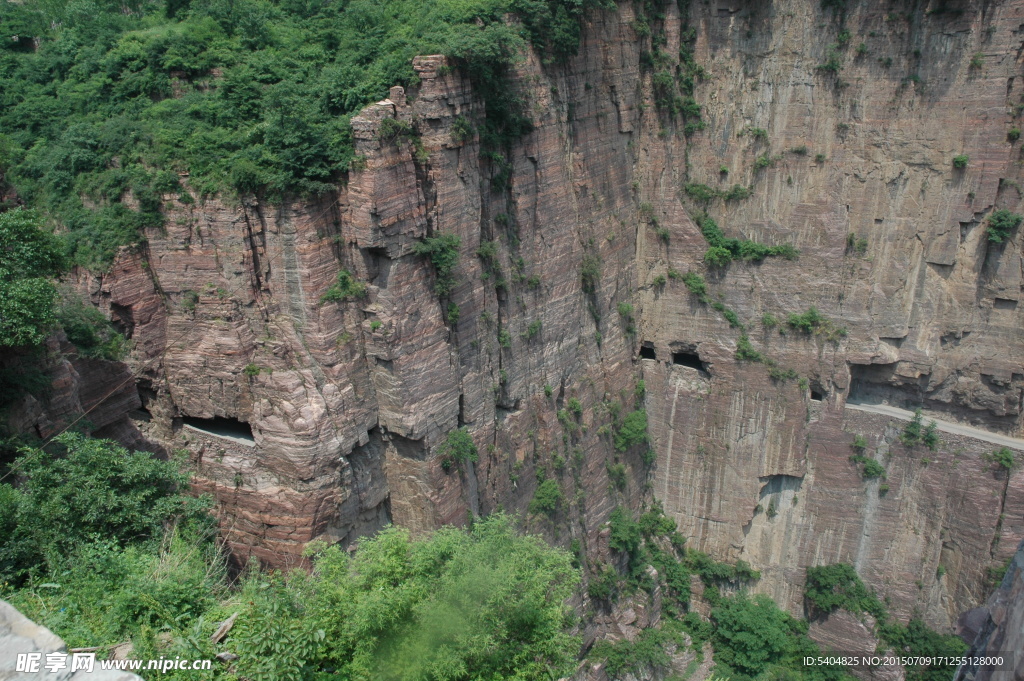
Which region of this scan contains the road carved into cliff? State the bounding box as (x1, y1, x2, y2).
(845, 402, 1024, 451)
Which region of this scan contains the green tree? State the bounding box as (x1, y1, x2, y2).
(987, 209, 1023, 243)
(614, 410, 648, 451)
(0, 208, 67, 348)
(0, 433, 210, 583)
(436, 426, 478, 471)
(285, 513, 581, 680)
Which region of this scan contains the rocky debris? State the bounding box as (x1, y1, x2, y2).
(0, 599, 141, 680)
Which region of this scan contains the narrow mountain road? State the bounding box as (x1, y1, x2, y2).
(846, 401, 1024, 451)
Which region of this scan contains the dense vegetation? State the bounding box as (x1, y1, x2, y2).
(0, 208, 66, 348)
(805, 564, 967, 681)
(1, 0, 612, 269)
(597, 505, 850, 681)
(1, 433, 581, 680)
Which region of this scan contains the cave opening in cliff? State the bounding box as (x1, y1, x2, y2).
(182, 416, 255, 443)
(810, 388, 824, 401)
(671, 349, 709, 376)
(639, 343, 656, 360)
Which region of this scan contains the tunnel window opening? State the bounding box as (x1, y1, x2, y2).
(672, 350, 706, 372)
(810, 388, 825, 402)
(182, 416, 254, 443)
(639, 344, 657, 360)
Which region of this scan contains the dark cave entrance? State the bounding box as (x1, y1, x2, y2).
(182, 416, 255, 443)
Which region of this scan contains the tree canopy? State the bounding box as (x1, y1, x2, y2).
(1, 0, 612, 269)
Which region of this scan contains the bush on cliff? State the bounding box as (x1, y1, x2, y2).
(0, 0, 612, 269)
(986, 209, 1023, 243)
(0, 208, 66, 349)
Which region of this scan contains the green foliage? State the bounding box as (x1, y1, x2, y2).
(370, 319, 382, 332)
(1009, 127, 1021, 142)
(876, 619, 968, 681)
(984, 447, 1018, 470)
(320, 269, 367, 302)
(180, 290, 199, 313)
(498, 328, 512, 348)
(412, 233, 461, 296)
(568, 397, 583, 418)
(437, 426, 478, 472)
(712, 593, 838, 681)
(704, 245, 733, 267)
(805, 564, 886, 619)
(376, 117, 414, 144)
(592, 624, 685, 680)
(742, 126, 769, 141)
(787, 307, 846, 340)
(846, 233, 869, 255)
(694, 212, 798, 266)
(522, 318, 541, 339)
(606, 462, 627, 491)
(735, 334, 766, 363)
(986, 209, 1023, 243)
(529, 478, 563, 517)
(262, 514, 580, 680)
(581, 253, 601, 293)
(8, 526, 226, 653)
(243, 363, 262, 377)
(450, 116, 475, 144)
(762, 312, 779, 328)
(0, 433, 210, 585)
(900, 409, 939, 450)
(804, 564, 966, 681)
(0, 208, 67, 348)
(544, 383, 554, 397)
(587, 564, 619, 601)
(0, 0, 611, 269)
(56, 294, 130, 360)
(682, 271, 708, 298)
(952, 154, 970, 169)
(614, 410, 648, 452)
(608, 506, 642, 557)
(684, 182, 718, 202)
(818, 44, 843, 73)
(446, 302, 460, 325)
(849, 453, 885, 479)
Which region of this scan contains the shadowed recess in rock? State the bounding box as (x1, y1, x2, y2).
(182, 416, 255, 444)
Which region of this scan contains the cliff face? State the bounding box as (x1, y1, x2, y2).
(11, 0, 1020, 638)
(641, 0, 1024, 630)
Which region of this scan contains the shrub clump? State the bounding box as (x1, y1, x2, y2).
(437, 427, 478, 472)
(413, 233, 461, 296)
(320, 269, 368, 302)
(614, 410, 649, 452)
(987, 209, 1023, 243)
(695, 212, 798, 267)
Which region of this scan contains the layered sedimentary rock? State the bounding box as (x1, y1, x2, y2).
(9, 0, 1023, 646)
(639, 0, 1024, 631)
